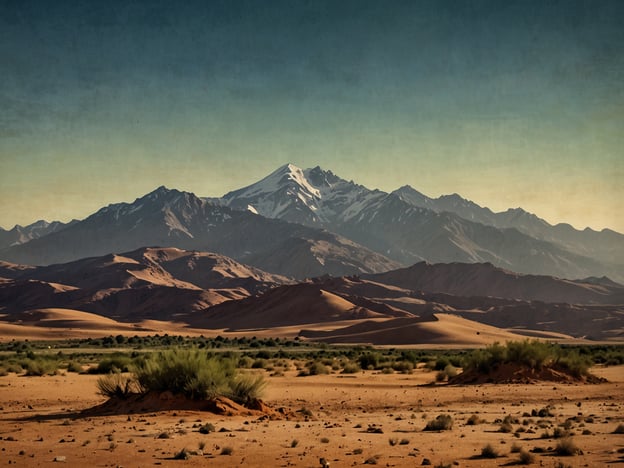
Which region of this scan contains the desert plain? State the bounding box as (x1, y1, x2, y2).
(1, 350, 623, 468)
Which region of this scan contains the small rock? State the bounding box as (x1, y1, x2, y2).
(53, 456, 66, 462)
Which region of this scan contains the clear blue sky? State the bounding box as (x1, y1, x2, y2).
(1, 0, 623, 232)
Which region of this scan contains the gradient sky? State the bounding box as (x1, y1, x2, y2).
(1, 0, 623, 232)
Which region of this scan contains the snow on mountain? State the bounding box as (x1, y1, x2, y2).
(1, 164, 622, 282)
(0, 219, 77, 249)
(217, 164, 624, 282)
(221, 164, 323, 224)
(0, 185, 399, 279)
(220, 163, 385, 228)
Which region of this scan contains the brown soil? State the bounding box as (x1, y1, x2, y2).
(1, 366, 623, 467)
(81, 392, 286, 419)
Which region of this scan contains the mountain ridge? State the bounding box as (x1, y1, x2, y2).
(1, 163, 623, 282)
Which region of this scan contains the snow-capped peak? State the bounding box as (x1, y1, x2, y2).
(220, 164, 380, 227)
(227, 163, 321, 200)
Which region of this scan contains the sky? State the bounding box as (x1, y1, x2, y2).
(1, 0, 623, 232)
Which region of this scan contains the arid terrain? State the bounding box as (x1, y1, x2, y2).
(1, 363, 623, 467)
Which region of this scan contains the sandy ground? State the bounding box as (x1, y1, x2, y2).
(0, 366, 623, 467)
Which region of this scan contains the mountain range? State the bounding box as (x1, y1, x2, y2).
(217, 164, 624, 282)
(2, 163, 622, 283)
(1, 163, 623, 344)
(0, 247, 288, 321)
(2, 249, 622, 342)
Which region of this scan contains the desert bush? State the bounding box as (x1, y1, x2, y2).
(443, 364, 457, 378)
(198, 423, 215, 434)
(506, 340, 551, 369)
(66, 361, 83, 373)
(299, 360, 329, 376)
(89, 354, 132, 374)
(359, 352, 381, 369)
(392, 360, 414, 374)
(251, 358, 268, 369)
(499, 421, 513, 433)
(424, 414, 453, 431)
(480, 443, 499, 458)
(556, 350, 591, 378)
(518, 449, 535, 464)
(5, 362, 23, 374)
(341, 362, 360, 374)
(462, 340, 591, 377)
(228, 373, 267, 404)
(133, 348, 255, 401)
(23, 358, 59, 376)
(96, 373, 137, 398)
(510, 442, 522, 453)
(554, 437, 580, 456)
(466, 414, 483, 425)
(173, 448, 190, 460)
(553, 427, 569, 439)
(237, 356, 253, 368)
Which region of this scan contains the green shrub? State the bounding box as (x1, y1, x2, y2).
(24, 358, 59, 376)
(359, 352, 381, 369)
(66, 361, 83, 373)
(307, 361, 329, 375)
(341, 362, 360, 374)
(129, 348, 266, 403)
(134, 348, 236, 400)
(424, 414, 453, 431)
(434, 357, 450, 371)
(238, 356, 253, 368)
(89, 354, 132, 374)
(392, 361, 414, 374)
(556, 350, 590, 378)
(443, 364, 457, 378)
(462, 340, 591, 377)
(96, 373, 137, 399)
(228, 373, 267, 404)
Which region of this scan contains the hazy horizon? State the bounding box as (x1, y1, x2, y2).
(1, 1, 622, 232)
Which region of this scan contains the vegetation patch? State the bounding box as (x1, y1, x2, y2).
(451, 340, 605, 384)
(424, 414, 453, 431)
(87, 348, 270, 416)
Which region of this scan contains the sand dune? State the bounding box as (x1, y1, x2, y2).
(193, 283, 396, 330)
(301, 313, 563, 346)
